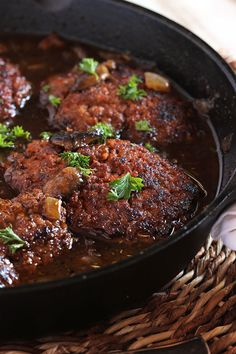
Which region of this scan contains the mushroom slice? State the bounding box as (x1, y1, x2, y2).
(43, 167, 82, 199)
(50, 131, 102, 150)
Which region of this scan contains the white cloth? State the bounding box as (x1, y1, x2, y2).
(211, 204, 236, 250)
(126, 0, 236, 60)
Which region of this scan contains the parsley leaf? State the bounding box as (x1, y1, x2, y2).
(144, 142, 156, 152)
(0, 123, 9, 134)
(135, 120, 153, 132)
(42, 84, 50, 93)
(0, 124, 31, 149)
(40, 131, 52, 141)
(89, 122, 115, 142)
(48, 95, 61, 107)
(79, 58, 99, 79)
(118, 75, 146, 101)
(60, 151, 93, 176)
(0, 135, 14, 148)
(0, 226, 25, 254)
(10, 126, 31, 140)
(107, 173, 144, 201)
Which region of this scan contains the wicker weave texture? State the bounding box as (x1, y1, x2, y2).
(0, 238, 235, 354)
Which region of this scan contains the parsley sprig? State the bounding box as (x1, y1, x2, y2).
(11, 126, 31, 140)
(118, 75, 146, 101)
(60, 151, 93, 176)
(107, 173, 144, 201)
(40, 131, 52, 141)
(48, 95, 61, 107)
(42, 84, 50, 93)
(0, 123, 31, 149)
(0, 226, 26, 254)
(144, 142, 156, 152)
(79, 58, 99, 79)
(89, 122, 115, 142)
(135, 120, 153, 132)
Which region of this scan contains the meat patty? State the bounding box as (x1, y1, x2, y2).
(4, 140, 66, 193)
(54, 81, 126, 132)
(0, 189, 73, 285)
(67, 139, 201, 240)
(3, 136, 201, 241)
(40, 63, 194, 147)
(122, 92, 194, 146)
(0, 57, 31, 121)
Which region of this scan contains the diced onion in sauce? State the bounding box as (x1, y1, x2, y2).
(103, 59, 116, 70)
(96, 64, 110, 80)
(144, 72, 170, 92)
(43, 197, 62, 221)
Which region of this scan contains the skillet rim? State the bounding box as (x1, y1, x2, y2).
(1, 0, 236, 295)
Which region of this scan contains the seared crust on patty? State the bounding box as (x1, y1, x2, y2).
(67, 139, 200, 240)
(40, 64, 195, 148)
(0, 57, 31, 121)
(4, 140, 66, 193)
(0, 189, 73, 283)
(54, 81, 126, 132)
(3, 137, 201, 241)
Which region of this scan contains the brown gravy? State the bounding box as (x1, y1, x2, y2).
(0, 35, 219, 285)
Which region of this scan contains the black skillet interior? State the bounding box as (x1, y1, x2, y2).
(0, 0, 236, 339)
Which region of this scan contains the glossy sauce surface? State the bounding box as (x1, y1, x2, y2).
(0, 35, 219, 284)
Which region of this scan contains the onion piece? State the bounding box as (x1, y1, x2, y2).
(43, 197, 62, 221)
(144, 72, 170, 92)
(96, 64, 110, 80)
(103, 59, 116, 70)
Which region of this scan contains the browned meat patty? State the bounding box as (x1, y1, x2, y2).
(40, 71, 77, 108)
(67, 139, 200, 240)
(3, 136, 201, 241)
(0, 189, 73, 285)
(0, 57, 31, 121)
(122, 92, 194, 146)
(54, 81, 126, 132)
(40, 63, 194, 147)
(4, 140, 66, 193)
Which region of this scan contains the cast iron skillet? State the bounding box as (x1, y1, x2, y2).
(0, 0, 236, 339)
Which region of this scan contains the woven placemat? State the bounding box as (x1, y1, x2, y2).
(0, 237, 235, 354)
(0, 62, 236, 354)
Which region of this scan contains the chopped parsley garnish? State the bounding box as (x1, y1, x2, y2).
(11, 126, 31, 140)
(0, 123, 8, 134)
(118, 75, 147, 101)
(144, 142, 156, 152)
(40, 131, 52, 141)
(107, 173, 144, 201)
(135, 120, 153, 132)
(0, 135, 14, 148)
(42, 84, 50, 93)
(79, 58, 99, 79)
(60, 151, 92, 176)
(0, 226, 26, 254)
(0, 124, 31, 149)
(48, 95, 61, 107)
(89, 122, 115, 142)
